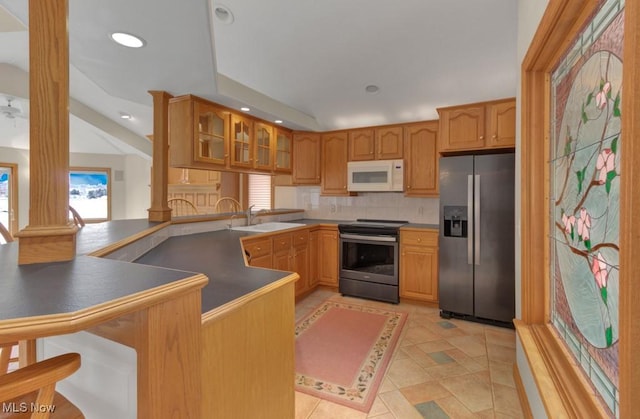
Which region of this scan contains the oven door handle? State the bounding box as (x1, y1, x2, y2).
(339, 233, 397, 242)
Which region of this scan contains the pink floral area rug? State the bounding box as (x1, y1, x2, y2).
(295, 299, 407, 412)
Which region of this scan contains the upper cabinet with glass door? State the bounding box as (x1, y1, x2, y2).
(230, 114, 253, 169)
(274, 128, 292, 173)
(169, 95, 231, 170)
(197, 101, 229, 165)
(169, 94, 288, 174)
(253, 122, 273, 170)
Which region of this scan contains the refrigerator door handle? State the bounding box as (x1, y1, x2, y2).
(474, 174, 481, 265)
(467, 175, 473, 265)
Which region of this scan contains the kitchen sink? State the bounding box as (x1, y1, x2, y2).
(231, 222, 305, 233)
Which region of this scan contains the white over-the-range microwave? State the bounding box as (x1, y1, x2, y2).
(347, 159, 404, 192)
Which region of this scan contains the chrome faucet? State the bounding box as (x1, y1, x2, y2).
(245, 205, 256, 226)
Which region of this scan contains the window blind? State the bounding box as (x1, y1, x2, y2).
(248, 174, 271, 210)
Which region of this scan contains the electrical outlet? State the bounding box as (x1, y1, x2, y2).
(330, 204, 337, 214)
(418, 206, 424, 216)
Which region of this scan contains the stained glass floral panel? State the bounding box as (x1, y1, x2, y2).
(549, 0, 623, 416)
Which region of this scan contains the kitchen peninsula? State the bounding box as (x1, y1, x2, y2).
(0, 222, 208, 417)
(0, 215, 301, 418)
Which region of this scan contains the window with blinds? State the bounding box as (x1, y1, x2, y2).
(248, 174, 272, 210)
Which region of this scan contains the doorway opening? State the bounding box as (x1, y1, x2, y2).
(0, 163, 18, 239)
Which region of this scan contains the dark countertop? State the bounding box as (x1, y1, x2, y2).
(76, 219, 163, 255)
(0, 241, 202, 321)
(1, 216, 439, 323)
(290, 218, 439, 230)
(134, 229, 291, 313)
(291, 219, 440, 230)
(402, 223, 440, 230)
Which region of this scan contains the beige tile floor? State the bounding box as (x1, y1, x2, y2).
(295, 289, 525, 419)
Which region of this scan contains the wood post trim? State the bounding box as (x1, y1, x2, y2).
(148, 90, 173, 222)
(16, 0, 77, 264)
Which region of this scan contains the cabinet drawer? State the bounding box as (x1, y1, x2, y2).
(243, 238, 272, 258)
(292, 230, 309, 248)
(400, 229, 438, 247)
(272, 234, 293, 253)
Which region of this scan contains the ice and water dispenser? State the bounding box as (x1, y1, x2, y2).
(443, 206, 468, 238)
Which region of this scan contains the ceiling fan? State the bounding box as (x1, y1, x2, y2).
(0, 97, 27, 120)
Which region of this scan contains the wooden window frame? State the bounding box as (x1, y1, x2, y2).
(0, 162, 19, 235)
(518, 0, 640, 417)
(69, 167, 112, 222)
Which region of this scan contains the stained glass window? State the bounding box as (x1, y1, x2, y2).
(549, 0, 623, 416)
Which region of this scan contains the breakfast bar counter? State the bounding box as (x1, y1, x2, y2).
(134, 228, 294, 312)
(0, 217, 301, 418)
(0, 232, 208, 418)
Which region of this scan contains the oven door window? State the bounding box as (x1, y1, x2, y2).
(341, 238, 398, 284)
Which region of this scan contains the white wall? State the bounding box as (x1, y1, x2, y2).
(69, 152, 152, 220)
(0, 146, 151, 228)
(516, 0, 550, 417)
(124, 154, 152, 219)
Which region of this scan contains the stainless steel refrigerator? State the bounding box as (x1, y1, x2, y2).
(438, 153, 515, 326)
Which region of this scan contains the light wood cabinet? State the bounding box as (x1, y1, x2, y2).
(400, 228, 439, 303)
(486, 100, 516, 148)
(318, 227, 339, 287)
(169, 95, 231, 170)
(292, 230, 310, 296)
(169, 94, 287, 175)
(404, 121, 439, 197)
(271, 230, 310, 296)
(274, 128, 293, 173)
(308, 229, 320, 288)
(272, 233, 293, 269)
(253, 122, 273, 170)
(348, 126, 403, 161)
(348, 128, 375, 161)
(437, 98, 515, 153)
(292, 132, 321, 184)
(243, 236, 273, 269)
(240, 225, 337, 296)
(321, 131, 349, 195)
(230, 113, 253, 169)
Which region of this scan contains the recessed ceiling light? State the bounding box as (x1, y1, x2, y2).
(110, 32, 145, 48)
(365, 85, 380, 94)
(213, 4, 234, 24)
(120, 112, 132, 120)
(275, 120, 283, 124)
(240, 107, 250, 112)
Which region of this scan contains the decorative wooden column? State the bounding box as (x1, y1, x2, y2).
(147, 91, 173, 222)
(15, 0, 77, 264)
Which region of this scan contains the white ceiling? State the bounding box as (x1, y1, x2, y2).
(0, 0, 518, 155)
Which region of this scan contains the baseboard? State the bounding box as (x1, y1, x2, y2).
(513, 362, 534, 419)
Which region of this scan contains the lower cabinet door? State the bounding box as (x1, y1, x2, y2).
(400, 244, 439, 302)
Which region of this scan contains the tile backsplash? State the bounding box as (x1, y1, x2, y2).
(275, 186, 439, 224)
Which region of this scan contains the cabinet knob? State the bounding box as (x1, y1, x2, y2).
(492, 135, 497, 139)
(256, 247, 261, 251)
(417, 238, 422, 243)
(479, 135, 484, 140)
(407, 185, 411, 189)
(370, 151, 374, 154)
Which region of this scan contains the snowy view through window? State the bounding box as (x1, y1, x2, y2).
(0, 171, 9, 242)
(70, 170, 109, 220)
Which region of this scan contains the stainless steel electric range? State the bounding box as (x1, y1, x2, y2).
(337, 219, 408, 304)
